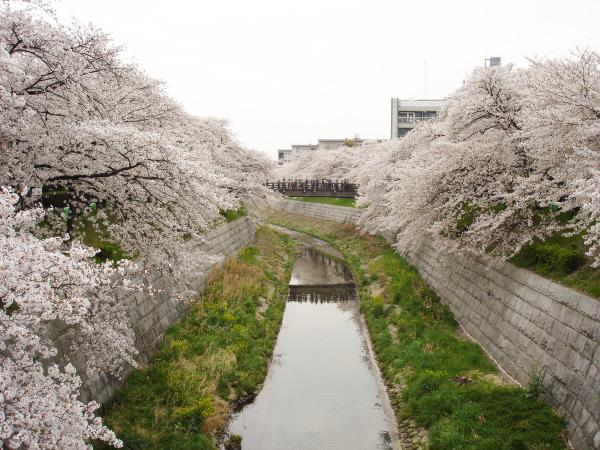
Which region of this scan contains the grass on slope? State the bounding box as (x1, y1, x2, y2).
(288, 196, 356, 207)
(95, 226, 296, 450)
(269, 210, 567, 450)
(511, 231, 600, 299)
(457, 202, 600, 299)
(220, 206, 247, 223)
(37, 210, 130, 264)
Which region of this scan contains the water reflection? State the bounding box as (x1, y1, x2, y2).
(225, 236, 398, 450)
(289, 247, 354, 287)
(288, 285, 356, 303)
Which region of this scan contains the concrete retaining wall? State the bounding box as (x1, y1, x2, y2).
(408, 239, 600, 450)
(278, 198, 362, 223)
(56, 217, 256, 406)
(276, 201, 600, 450)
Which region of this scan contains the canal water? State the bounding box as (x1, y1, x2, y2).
(225, 228, 399, 450)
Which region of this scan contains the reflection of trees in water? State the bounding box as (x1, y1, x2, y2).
(287, 285, 357, 303)
(307, 247, 353, 280)
(292, 248, 353, 284)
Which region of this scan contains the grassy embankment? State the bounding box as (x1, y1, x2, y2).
(511, 231, 600, 299)
(456, 202, 600, 299)
(39, 187, 130, 263)
(76, 206, 247, 262)
(269, 209, 567, 450)
(220, 206, 247, 223)
(95, 226, 296, 450)
(288, 196, 356, 208)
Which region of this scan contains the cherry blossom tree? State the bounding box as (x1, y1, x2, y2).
(0, 1, 274, 447)
(522, 49, 600, 264)
(273, 139, 394, 184)
(0, 0, 272, 283)
(279, 51, 600, 268)
(0, 187, 137, 449)
(357, 51, 600, 265)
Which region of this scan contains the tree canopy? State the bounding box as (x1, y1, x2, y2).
(278, 50, 600, 267)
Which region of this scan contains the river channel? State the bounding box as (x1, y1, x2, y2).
(225, 228, 399, 450)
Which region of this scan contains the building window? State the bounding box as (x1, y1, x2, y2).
(399, 112, 416, 123)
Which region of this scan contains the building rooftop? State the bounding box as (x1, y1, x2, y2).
(395, 99, 446, 108)
(317, 138, 363, 143)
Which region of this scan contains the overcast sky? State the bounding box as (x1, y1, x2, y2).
(54, 0, 600, 159)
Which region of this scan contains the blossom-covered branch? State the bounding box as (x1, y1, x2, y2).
(0, 188, 136, 448)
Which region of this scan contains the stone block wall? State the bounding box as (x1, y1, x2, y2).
(276, 201, 600, 450)
(57, 217, 256, 406)
(407, 239, 600, 450)
(277, 198, 362, 223)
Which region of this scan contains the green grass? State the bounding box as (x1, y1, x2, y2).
(37, 210, 130, 264)
(288, 196, 356, 208)
(41, 185, 247, 263)
(220, 206, 247, 223)
(268, 210, 567, 450)
(74, 214, 131, 263)
(511, 231, 600, 299)
(453, 202, 600, 299)
(95, 226, 296, 449)
(38, 185, 129, 264)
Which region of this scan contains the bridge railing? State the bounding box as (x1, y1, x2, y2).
(266, 179, 358, 198)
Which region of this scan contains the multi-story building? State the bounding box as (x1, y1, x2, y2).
(277, 149, 292, 164)
(390, 98, 446, 138)
(277, 144, 317, 165)
(278, 137, 364, 165)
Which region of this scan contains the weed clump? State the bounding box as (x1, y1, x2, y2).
(224, 434, 242, 450)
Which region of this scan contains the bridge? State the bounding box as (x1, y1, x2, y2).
(266, 179, 358, 198)
(287, 284, 357, 303)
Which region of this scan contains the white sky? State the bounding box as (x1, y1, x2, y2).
(54, 0, 600, 160)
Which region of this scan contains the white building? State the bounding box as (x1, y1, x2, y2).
(277, 144, 315, 165)
(390, 98, 446, 138)
(278, 137, 364, 165)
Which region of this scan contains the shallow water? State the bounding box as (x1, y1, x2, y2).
(226, 233, 398, 450)
(289, 247, 353, 287)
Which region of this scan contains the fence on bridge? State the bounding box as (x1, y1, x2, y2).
(266, 179, 358, 198)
